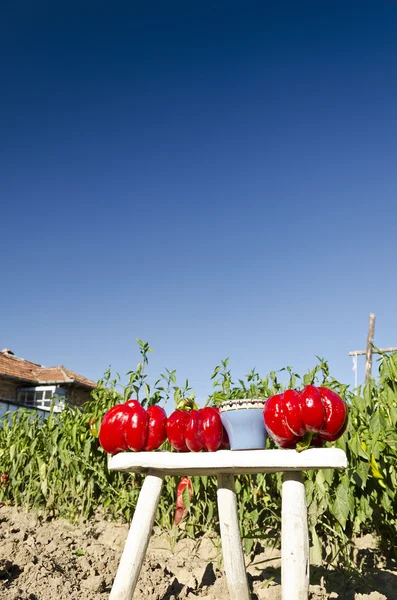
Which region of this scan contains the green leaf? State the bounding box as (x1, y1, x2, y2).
(389, 404, 397, 426)
(83, 439, 91, 460)
(355, 460, 370, 488)
(249, 509, 259, 524)
(310, 526, 322, 565)
(308, 498, 321, 528)
(331, 479, 354, 529)
(304, 479, 314, 505)
(296, 432, 313, 452)
(360, 495, 373, 520)
(244, 538, 254, 555)
(380, 491, 392, 513)
(315, 470, 327, 496)
(39, 462, 47, 498)
(363, 384, 374, 410)
(322, 469, 334, 486)
(348, 433, 368, 459)
(369, 410, 381, 437)
(211, 366, 221, 380)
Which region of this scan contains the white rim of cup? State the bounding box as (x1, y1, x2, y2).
(218, 398, 266, 412)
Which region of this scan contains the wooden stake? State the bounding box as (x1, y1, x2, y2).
(365, 313, 376, 385)
(349, 347, 397, 356)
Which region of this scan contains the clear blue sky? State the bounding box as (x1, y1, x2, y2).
(2, 1, 397, 402)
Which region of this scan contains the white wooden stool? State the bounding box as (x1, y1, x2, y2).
(108, 448, 347, 600)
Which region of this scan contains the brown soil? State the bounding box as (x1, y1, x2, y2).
(0, 505, 395, 600)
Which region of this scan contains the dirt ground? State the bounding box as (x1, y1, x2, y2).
(0, 504, 395, 600)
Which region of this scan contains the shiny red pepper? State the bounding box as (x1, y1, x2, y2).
(166, 407, 224, 452)
(165, 410, 190, 452)
(98, 403, 134, 454)
(99, 400, 167, 454)
(144, 405, 168, 451)
(174, 476, 193, 525)
(124, 400, 149, 452)
(263, 385, 348, 449)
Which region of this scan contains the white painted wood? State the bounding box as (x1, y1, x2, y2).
(217, 474, 250, 600)
(108, 450, 347, 600)
(109, 448, 347, 476)
(109, 470, 164, 600)
(281, 472, 309, 600)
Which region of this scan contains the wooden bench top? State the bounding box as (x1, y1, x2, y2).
(108, 447, 347, 476)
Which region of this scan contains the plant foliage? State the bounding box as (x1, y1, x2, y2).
(1, 342, 396, 565)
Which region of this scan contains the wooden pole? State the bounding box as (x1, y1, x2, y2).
(349, 347, 397, 356)
(365, 313, 376, 385)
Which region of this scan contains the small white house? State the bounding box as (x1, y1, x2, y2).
(0, 348, 96, 418)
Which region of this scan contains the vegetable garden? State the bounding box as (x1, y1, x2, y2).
(0, 341, 396, 571)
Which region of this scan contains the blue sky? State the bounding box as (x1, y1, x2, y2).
(2, 1, 397, 402)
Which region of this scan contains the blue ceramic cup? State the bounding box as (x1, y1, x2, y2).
(219, 399, 267, 450)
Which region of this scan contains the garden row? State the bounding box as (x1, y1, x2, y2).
(0, 342, 396, 566)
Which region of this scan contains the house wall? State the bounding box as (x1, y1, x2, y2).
(0, 374, 94, 417)
(0, 378, 18, 402)
(69, 387, 93, 408)
(0, 377, 94, 413)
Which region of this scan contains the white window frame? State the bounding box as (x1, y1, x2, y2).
(17, 386, 65, 412)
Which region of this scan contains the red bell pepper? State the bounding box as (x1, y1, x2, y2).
(166, 407, 224, 452)
(98, 403, 134, 454)
(174, 476, 193, 525)
(124, 400, 149, 452)
(263, 385, 348, 450)
(144, 405, 168, 451)
(316, 387, 349, 441)
(165, 410, 191, 452)
(99, 400, 167, 454)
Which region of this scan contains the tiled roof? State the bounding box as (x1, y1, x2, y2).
(0, 350, 96, 388)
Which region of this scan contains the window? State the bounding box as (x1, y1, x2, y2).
(16, 386, 65, 412)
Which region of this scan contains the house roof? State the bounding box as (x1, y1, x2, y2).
(0, 349, 96, 388)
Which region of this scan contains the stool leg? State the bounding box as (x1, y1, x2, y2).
(110, 470, 164, 600)
(281, 472, 309, 600)
(217, 474, 250, 600)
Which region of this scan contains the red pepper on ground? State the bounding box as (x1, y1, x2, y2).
(99, 400, 167, 454)
(166, 406, 224, 452)
(263, 385, 348, 450)
(174, 476, 193, 525)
